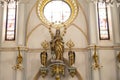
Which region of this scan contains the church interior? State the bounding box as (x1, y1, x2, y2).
(0, 0, 120, 80)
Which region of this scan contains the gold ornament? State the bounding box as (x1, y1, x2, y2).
(41, 40, 49, 51)
(66, 39, 75, 50)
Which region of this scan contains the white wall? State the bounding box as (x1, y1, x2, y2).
(0, 0, 120, 80)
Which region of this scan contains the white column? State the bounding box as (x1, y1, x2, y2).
(17, 3, 26, 46)
(0, 5, 3, 80)
(92, 70, 100, 80)
(0, 6, 3, 24)
(89, 3, 100, 80)
(89, 2, 100, 80)
(118, 63, 120, 80)
(0, 6, 3, 43)
(89, 2, 97, 44)
(16, 3, 26, 80)
(0, 6, 3, 26)
(91, 51, 100, 80)
(111, 3, 120, 44)
(16, 70, 23, 80)
(117, 57, 120, 80)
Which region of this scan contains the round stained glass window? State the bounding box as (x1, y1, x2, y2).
(37, 0, 78, 28)
(43, 0, 71, 24)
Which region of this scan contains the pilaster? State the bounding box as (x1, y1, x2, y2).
(16, 3, 26, 80)
(89, 2, 98, 44)
(111, 3, 120, 44)
(17, 3, 26, 46)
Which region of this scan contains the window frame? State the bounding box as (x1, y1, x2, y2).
(97, 2, 110, 40)
(5, 2, 17, 41)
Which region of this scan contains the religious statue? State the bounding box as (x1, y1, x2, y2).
(117, 52, 120, 62)
(39, 29, 76, 80)
(50, 29, 64, 60)
(68, 51, 75, 66)
(40, 51, 47, 67)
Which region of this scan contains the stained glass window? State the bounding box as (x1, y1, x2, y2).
(5, 2, 17, 41)
(97, 2, 110, 40)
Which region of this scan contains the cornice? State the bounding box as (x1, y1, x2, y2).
(0, 45, 120, 53)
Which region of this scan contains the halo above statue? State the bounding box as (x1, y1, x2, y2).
(37, 0, 78, 29)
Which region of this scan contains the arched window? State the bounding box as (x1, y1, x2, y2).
(97, 2, 110, 40)
(5, 1, 17, 41)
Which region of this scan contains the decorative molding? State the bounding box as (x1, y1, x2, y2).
(33, 58, 83, 80)
(0, 45, 119, 52)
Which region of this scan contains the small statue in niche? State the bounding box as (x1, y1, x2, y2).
(50, 29, 64, 60)
(117, 52, 120, 62)
(68, 51, 75, 66)
(40, 51, 47, 67)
